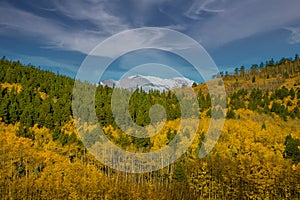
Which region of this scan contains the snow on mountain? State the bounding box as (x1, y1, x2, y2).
(100, 75, 195, 92)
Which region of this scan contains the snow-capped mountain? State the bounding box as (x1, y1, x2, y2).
(100, 75, 195, 92)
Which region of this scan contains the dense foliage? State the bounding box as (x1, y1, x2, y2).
(0, 56, 300, 199)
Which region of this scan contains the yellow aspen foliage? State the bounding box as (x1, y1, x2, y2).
(150, 129, 168, 151)
(30, 124, 53, 149)
(103, 124, 120, 139)
(1, 82, 22, 93)
(39, 91, 47, 100)
(61, 117, 79, 137)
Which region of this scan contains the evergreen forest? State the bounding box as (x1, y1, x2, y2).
(0, 55, 300, 199)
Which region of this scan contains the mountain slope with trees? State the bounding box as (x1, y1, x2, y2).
(0, 56, 300, 199)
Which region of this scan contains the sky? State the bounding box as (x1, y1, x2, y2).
(1, 0, 300, 82)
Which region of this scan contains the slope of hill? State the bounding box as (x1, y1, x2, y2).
(194, 55, 300, 94)
(0, 56, 300, 199)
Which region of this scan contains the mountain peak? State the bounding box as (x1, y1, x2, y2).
(100, 75, 195, 92)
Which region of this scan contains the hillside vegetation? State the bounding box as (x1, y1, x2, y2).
(0, 56, 300, 199)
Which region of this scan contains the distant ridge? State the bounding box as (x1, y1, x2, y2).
(100, 74, 195, 91)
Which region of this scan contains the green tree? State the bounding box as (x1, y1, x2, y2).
(261, 121, 266, 130)
(172, 162, 186, 182)
(226, 109, 235, 119)
(284, 135, 300, 163)
(289, 88, 295, 99)
(20, 105, 34, 127)
(0, 94, 9, 123)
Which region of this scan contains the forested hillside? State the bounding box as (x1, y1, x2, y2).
(0, 56, 300, 199)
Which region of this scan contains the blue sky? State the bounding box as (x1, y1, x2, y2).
(1, 0, 300, 82)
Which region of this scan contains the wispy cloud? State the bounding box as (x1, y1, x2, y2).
(2, 0, 299, 54)
(90, 27, 198, 59)
(0, 0, 299, 80)
(285, 27, 300, 44)
(187, 0, 300, 48)
(52, 0, 129, 35)
(0, 1, 129, 54)
(184, 0, 225, 20)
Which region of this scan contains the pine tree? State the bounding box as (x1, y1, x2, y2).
(226, 109, 235, 119)
(284, 135, 300, 163)
(261, 121, 266, 130)
(0, 95, 9, 123)
(172, 162, 186, 182)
